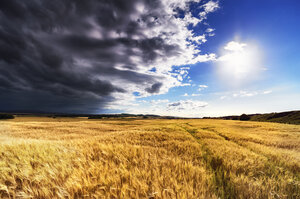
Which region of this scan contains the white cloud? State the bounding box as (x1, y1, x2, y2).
(189, 34, 207, 44)
(223, 41, 247, 52)
(200, 1, 220, 18)
(198, 84, 208, 91)
(150, 99, 169, 105)
(220, 95, 227, 100)
(219, 89, 273, 100)
(106, 92, 139, 110)
(168, 100, 208, 111)
(206, 28, 215, 33)
(233, 91, 258, 97)
(182, 93, 202, 97)
(263, 90, 272, 94)
(114, 98, 208, 117)
(191, 93, 202, 96)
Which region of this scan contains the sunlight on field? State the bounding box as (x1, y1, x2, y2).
(0, 117, 299, 198)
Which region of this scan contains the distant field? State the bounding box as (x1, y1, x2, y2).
(0, 117, 299, 198)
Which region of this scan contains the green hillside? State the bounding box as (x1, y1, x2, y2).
(214, 110, 300, 125)
(250, 110, 300, 125)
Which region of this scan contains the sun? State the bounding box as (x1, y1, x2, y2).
(217, 41, 263, 86)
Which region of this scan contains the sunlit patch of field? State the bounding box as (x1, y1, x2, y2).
(0, 117, 299, 198)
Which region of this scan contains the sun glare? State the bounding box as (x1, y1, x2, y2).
(217, 41, 263, 87)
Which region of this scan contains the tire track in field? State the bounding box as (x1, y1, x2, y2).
(198, 123, 300, 175)
(184, 123, 300, 198)
(178, 124, 238, 199)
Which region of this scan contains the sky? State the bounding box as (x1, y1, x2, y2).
(0, 0, 299, 117)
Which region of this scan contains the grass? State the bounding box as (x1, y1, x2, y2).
(0, 117, 299, 198)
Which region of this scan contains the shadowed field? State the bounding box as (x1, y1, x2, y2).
(0, 117, 299, 198)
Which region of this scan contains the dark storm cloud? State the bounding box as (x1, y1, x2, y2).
(145, 82, 163, 94)
(0, 0, 181, 113)
(0, 0, 215, 113)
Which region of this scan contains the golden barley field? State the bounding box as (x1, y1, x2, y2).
(0, 117, 299, 199)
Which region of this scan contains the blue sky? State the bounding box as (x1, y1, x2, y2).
(124, 0, 300, 117)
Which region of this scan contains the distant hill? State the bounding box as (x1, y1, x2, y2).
(0, 113, 15, 120)
(212, 110, 300, 125)
(249, 111, 300, 125)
